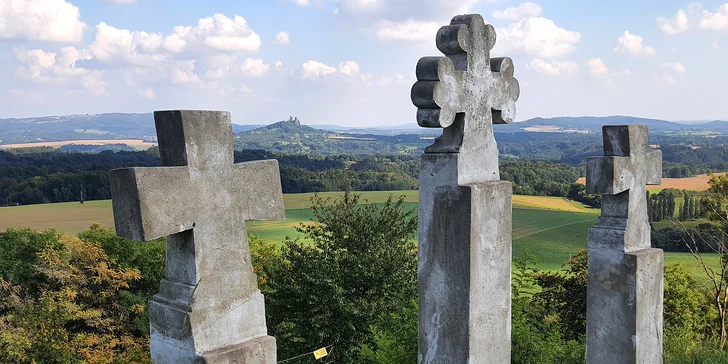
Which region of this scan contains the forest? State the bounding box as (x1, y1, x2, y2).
(0, 149, 590, 206)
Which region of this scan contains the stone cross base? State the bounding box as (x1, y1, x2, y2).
(418, 154, 512, 363)
(587, 227, 664, 364)
(148, 285, 276, 364)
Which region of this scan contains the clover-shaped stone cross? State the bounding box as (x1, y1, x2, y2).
(412, 14, 520, 185)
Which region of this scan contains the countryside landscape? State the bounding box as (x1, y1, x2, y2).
(3, 111, 728, 362)
(4, 0, 728, 362)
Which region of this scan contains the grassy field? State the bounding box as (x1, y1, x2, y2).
(0, 190, 714, 276)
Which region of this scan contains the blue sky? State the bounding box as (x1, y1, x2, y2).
(1, 0, 727, 126)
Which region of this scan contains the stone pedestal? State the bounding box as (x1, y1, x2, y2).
(587, 225, 664, 364)
(418, 153, 512, 364)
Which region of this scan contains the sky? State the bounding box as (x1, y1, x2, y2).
(0, 0, 727, 126)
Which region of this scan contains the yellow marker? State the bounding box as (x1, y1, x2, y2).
(313, 347, 328, 360)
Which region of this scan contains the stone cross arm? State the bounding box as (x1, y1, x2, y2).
(586, 125, 662, 196)
(108, 110, 284, 242)
(109, 160, 284, 241)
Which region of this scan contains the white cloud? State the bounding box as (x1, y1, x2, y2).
(528, 58, 578, 77)
(14, 47, 89, 83)
(657, 3, 728, 33)
(84, 14, 261, 69)
(169, 61, 201, 84)
(240, 84, 253, 94)
(612, 69, 631, 76)
(375, 19, 439, 42)
(138, 87, 155, 99)
(657, 9, 690, 34)
(334, 0, 479, 24)
(81, 73, 109, 96)
(496, 17, 581, 58)
(713, 41, 721, 50)
(199, 56, 275, 81)
(338, 61, 360, 75)
(88, 23, 168, 67)
(492, 2, 543, 21)
(240, 58, 270, 78)
(613, 31, 656, 57)
(301, 60, 338, 80)
(339, 0, 385, 13)
(274, 31, 290, 45)
(587, 58, 609, 78)
(172, 14, 261, 53)
(659, 62, 686, 74)
(700, 4, 728, 30)
(0, 0, 86, 42)
(290, 0, 310, 6)
(655, 74, 676, 85)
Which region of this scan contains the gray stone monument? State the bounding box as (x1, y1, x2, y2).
(411, 14, 519, 363)
(586, 125, 664, 363)
(109, 110, 284, 363)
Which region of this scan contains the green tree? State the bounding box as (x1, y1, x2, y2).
(664, 263, 717, 357)
(360, 299, 418, 364)
(0, 232, 150, 363)
(680, 174, 728, 348)
(266, 192, 418, 362)
(534, 250, 588, 341)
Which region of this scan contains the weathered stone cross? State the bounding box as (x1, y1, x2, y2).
(412, 14, 519, 363)
(586, 125, 664, 363)
(412, 14, 519, 185)
(587, 125, 662, 248)
(109, 110, 284, 363)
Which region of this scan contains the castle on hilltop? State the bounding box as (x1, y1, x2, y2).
(286, 116, 301, 126)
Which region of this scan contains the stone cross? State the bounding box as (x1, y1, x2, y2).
(109, 110, 284, 363)
(411, 14, 519, 185)
(411, 14, 519, 363)
(586, 125, 664, 364)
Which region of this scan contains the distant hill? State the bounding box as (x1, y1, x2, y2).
(498, 116, 684, 134)
(0, 113, 264, 145)
(2, 113, 728, 149)
(0, 113, 158, 144)
(233, 117, 426, 154)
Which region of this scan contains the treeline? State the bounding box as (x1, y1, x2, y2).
(0, 150, 421, 205)
(644, 189, 708, 223)
(648, 190, 677, 222)
(497, 132, 728, 178)
(1, 149, 595, 206)
(2, 146, 726, 208)
(501, 160, 581, 197)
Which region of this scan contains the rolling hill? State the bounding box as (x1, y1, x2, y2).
(3, 113, 728, 153)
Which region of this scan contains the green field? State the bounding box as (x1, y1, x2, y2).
(0, 190, 714, 275)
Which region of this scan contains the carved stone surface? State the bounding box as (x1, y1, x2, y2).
(109, 110, 284, 363)
(586, 125, 664, 364)
(412, 14, 518, 364)
(411, 13, 519, 184)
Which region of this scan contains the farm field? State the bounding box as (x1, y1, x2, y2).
(577, 172, 728, 191)
(0, 139, 157, 150)
(0, 190, 711, 274)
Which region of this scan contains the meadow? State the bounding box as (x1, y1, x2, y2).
(0, 190, 714, 277)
